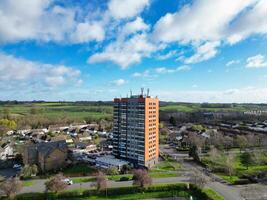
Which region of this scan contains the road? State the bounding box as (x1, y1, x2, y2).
(160, 145, 244, 200)
(21, 176, 190, 194)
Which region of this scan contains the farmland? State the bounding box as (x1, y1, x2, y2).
(0, 102, 113, 123)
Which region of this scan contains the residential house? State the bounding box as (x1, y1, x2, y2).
(23, 140, 68, 172)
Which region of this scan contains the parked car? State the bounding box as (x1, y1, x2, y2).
(13, 164, 22, 170)
(63, 178, 73, 185)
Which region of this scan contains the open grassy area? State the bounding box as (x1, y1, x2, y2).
(202, 188, 224, 200)
(217, 175, 240, 184)
(150, 160, 181, 173)
(63, 164, 98, 176)
(72, 177, 96, 184)
(202, 151, 267, 184)
(22, 180, 34, 187)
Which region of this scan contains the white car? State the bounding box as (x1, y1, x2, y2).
(63, 178, 73, 185)
(13, 164, 22, 169)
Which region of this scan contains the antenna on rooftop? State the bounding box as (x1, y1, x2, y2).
(141, 88, 144, 96)
(130, 90, 132, 97)
(147, 88, 150, 97)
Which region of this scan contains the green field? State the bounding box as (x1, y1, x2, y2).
(1, 102, 266, 122)
(159, 103, 265, 113)
(0, 102, 113, 124)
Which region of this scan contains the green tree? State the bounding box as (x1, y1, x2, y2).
(107, 166, 119, 176)
(169, 116, 176, 126)
(191, 124, 205, 132)
(189, 145, 200, 162)
(0, 119, 17, 129)
(21, 165, 39, 179)
(240, 151, 254, 169)
(121, 164, 132, 174)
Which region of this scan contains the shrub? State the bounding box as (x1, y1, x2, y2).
(119, 176, 130, 181)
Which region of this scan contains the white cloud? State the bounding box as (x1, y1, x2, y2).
(121, 17, 149, 36)
(227, 0, 267, 44)
(0, 0, 105, 44)
(153, 0, 255, 43)
(71, 22, 105, 43)
(155, 65, 191, 74)
(108, 0, 150, 19)
(226, 59, 240, 66)
(177, 65, 191, 71)
(88, 34, 157, 68)
(132, 70, 150, 77)
(0, 53, 81, 89)
(246, 54, 267, 68)
(156, 50, 177, 60)
(112, 79, 126, 86)
(152, 0, 267, 64)
(183, 41, 220, 64)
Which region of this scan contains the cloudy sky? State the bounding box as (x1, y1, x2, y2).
(1, 0, 267, 103)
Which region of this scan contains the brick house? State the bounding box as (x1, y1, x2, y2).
(23, 140, 68, 172)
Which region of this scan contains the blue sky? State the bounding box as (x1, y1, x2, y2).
(1, 0, 267, 103)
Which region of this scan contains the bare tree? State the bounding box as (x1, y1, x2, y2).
(189, 169, 207, 189)
(91, 172, 107, 192)
(224, 154, 235, 180)
(0, 177, 22, 199)
(45, 173, 68, 193)
(132, 169, 152, 188)
(223, 136, 233, 150)
(235, 135, 248, 152)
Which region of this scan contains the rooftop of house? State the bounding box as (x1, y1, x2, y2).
(26, 140, 68, 158)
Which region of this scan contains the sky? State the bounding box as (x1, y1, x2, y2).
(1, 0, 267, 103)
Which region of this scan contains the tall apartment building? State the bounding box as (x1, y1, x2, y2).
(112, 91, 159, 168)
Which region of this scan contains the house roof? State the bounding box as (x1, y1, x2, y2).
(26, 140, 68, 158)
(38, 140, 67, 157)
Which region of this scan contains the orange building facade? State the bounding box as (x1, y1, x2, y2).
(113, 94, 159, 168)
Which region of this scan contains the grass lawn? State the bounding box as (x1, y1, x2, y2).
(107, 174, 133, 181)
(150, 172, 178, 178)
(150, 160, 181, 173)
(63, 164, 98, 176)
(217, 175, 240, 184)
(202, 188, 224, 200)
(72, 177, 96, 184)
(202, 152, 267, 184)
(23, 181, 34, 187)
